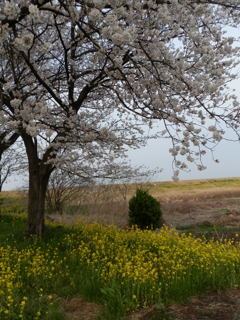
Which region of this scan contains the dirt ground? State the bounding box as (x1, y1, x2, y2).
(62, 296, 100, 320)
(159, 188, 240, 228)
(130, 288, 240, 320)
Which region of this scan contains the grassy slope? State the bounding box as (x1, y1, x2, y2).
(147, 177, 240, 193)
(2, 177, 240, 198)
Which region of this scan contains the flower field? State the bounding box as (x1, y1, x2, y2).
(1, 214, 240, 319)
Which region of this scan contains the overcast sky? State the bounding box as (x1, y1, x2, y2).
(128, 136, 240, 182)
(129, 78, 240, 182)
(3, 133, 240, 191)
(127, 74, 240, 183)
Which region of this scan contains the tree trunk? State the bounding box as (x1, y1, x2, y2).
(27, 164, 51, 236)
(22, 134, 53, 236)
(0, 153, 2, 192)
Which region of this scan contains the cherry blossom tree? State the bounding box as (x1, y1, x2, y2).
(1, 0, 240, 235)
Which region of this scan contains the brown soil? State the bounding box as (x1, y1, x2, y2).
(130, 288, 240, 320)
(63, 296, 100, 320)
(155, 188, 240, 228)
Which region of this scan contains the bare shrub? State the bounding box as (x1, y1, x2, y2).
(46, 169, 85, 215)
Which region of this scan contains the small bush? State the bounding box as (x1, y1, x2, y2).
(128, 189, 162, 229)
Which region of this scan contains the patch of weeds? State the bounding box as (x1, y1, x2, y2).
(45, 303, 66, 320)
(0, 195, 27, 214)
(100, 286, 126, 320)
(175, 225, 193, 231)
(3, 212, 240, 320)
(0, 214, 26, 243)
(195, 225, 224, 232)
(64, 204, 88, 216)
(176, 225, 224, 233)
(67, 268, 103, 302)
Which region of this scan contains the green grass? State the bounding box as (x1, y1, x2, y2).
(176, 225, 240, 233)
(176, 225, 225, 232)
(0, 195, 27, 215)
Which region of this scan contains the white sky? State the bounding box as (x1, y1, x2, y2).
(3, 134, 240, 191)
(128, 136, 240, 182)
(127, 72, 240, 183)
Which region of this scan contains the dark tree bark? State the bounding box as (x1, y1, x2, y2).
(22, 134, 53, 236)
(0, 162, 2, 193)
(0, 132, 19, 155)
(0, 153, 2, 193)
(27, 164, 52, 235)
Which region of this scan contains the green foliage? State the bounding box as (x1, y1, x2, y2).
(45, 305, 66, 320)
(128, 189, 162, 229)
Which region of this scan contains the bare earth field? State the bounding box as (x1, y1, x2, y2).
(160, 187, 240, 228)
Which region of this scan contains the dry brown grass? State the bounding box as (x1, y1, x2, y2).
(1, 190, 27, 198)
(158, 187, 240, 214)
(3, 178, 240, 228)
(48, 180, 240, 228)
(74, 200, 129, 228)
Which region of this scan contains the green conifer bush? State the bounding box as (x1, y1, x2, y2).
(128, 189, 162, 229)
